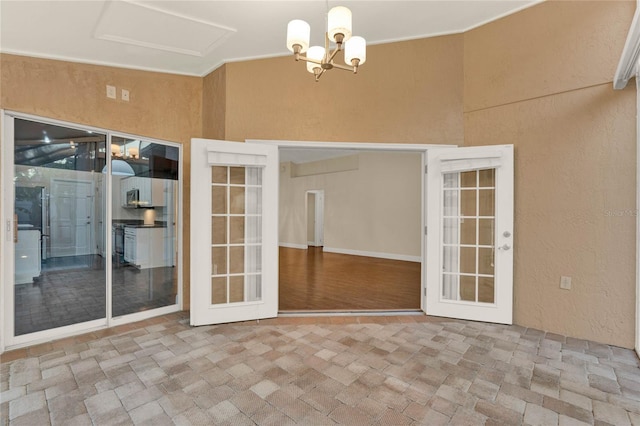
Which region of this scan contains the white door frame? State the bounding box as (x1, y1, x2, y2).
(636, 74, 640, 356)
(249, 139, 452, 313)
(306, 190, 324, 247)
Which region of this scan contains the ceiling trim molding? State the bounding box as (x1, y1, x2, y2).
(463, 0, 545, 33)
(0, 50, 202, 77)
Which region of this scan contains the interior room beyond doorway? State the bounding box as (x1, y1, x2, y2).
(279, 247, 421, 310)
(278, 147, 423, 311)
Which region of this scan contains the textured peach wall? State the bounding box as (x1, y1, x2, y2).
(464, 1, 636, 348)
(0, 54, 202, 143)
(223, 35, 464, 145)
(202, 65, 226, 140)
(0, 53, 203, 309)
(464, 0, 634, 112)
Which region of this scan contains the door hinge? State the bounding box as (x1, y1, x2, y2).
(424, 165, 428, 174)
(424, 288, 427, 296)
(424, 226, 428, 235)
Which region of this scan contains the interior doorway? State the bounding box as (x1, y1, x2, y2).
(306, 190, 324, 248)
(271, 141, 431, 312)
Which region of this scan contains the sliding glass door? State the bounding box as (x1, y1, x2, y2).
(2, 113, 181, 349)
(12, 118, 107, 336)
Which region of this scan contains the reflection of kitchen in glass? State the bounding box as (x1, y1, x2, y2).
(12, 118, 180, 338)
(14, 186, 46, 284)
(110, 137, 179, 317)
(13, 118, 107, 336)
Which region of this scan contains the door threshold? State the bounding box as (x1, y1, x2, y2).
(278, 309, 423, 317)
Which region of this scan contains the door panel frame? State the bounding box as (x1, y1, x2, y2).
(190, 138, 279, 326)
(425, 144, 514, 324)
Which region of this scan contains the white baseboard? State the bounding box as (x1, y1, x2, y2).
(323, 247, 421, 262)
(279, 242, 308, 250)
(279, 243, 421, 262)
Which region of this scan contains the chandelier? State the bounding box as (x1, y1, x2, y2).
(286, 6, 366, 82)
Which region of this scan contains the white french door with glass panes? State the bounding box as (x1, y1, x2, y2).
(190, 139, 278, 326)
(426, 145, 514, 324)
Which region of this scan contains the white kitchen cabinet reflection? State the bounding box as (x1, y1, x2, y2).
(15, 227, 41, 284)
(124, 226, 174, 269)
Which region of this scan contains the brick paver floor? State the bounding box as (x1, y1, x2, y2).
(1, 312, 639, 425)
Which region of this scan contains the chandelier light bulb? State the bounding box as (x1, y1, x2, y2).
(306, 46, 325, 73)
(345, 36, 367, 67)
(286, 19, 310, 53)
(328, 6, 352, 44)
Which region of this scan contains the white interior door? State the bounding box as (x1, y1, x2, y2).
(306, 190, 324, 247)
(426, 145, 514, 324)
(50, 179, 92, 257)
(190, 138, 278, 326)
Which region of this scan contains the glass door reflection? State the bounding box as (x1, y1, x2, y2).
(13, 118, 107, 335)
(110, 137, 179, 317)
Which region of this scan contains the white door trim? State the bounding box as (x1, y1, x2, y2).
(249, 139, 453, 314)
(636, 73, 640, 356)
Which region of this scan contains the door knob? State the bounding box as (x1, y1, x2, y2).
(503, 231, 511, 238)
(498, 244, 511, 251)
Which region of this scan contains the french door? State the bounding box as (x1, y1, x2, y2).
(426, 145, 514, 324)
(190, 139, 278, 326)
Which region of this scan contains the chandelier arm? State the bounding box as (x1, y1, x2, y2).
(296, 56, 323, 65)
(331, 63, 355, 72)
(326, 46, 342, 64)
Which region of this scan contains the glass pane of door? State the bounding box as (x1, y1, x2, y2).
(211, 166, 263, 306)
(111, 137, 179, 317)
(13, 118, 107, 335)
(441, 169, 496, 304)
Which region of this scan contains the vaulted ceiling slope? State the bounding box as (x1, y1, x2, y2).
(1, 0, 540, 77)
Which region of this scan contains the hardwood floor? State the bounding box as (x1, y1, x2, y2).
(279, 247, 421, 311)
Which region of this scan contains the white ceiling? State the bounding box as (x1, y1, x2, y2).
(0, 0, 540, 77)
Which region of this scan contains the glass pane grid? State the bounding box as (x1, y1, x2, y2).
(443, 272, 494, 278)
(210, 165, 263, 306)
(441, 170, 496, 304)
(443, 215, 495, 218)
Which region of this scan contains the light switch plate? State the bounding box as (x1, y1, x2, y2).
(560, 276, 572, 290)
(106, 85, 116, 99)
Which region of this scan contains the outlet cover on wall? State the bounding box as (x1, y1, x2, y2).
(106, 85, 116, 99)
(560, 276, 572, 290)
